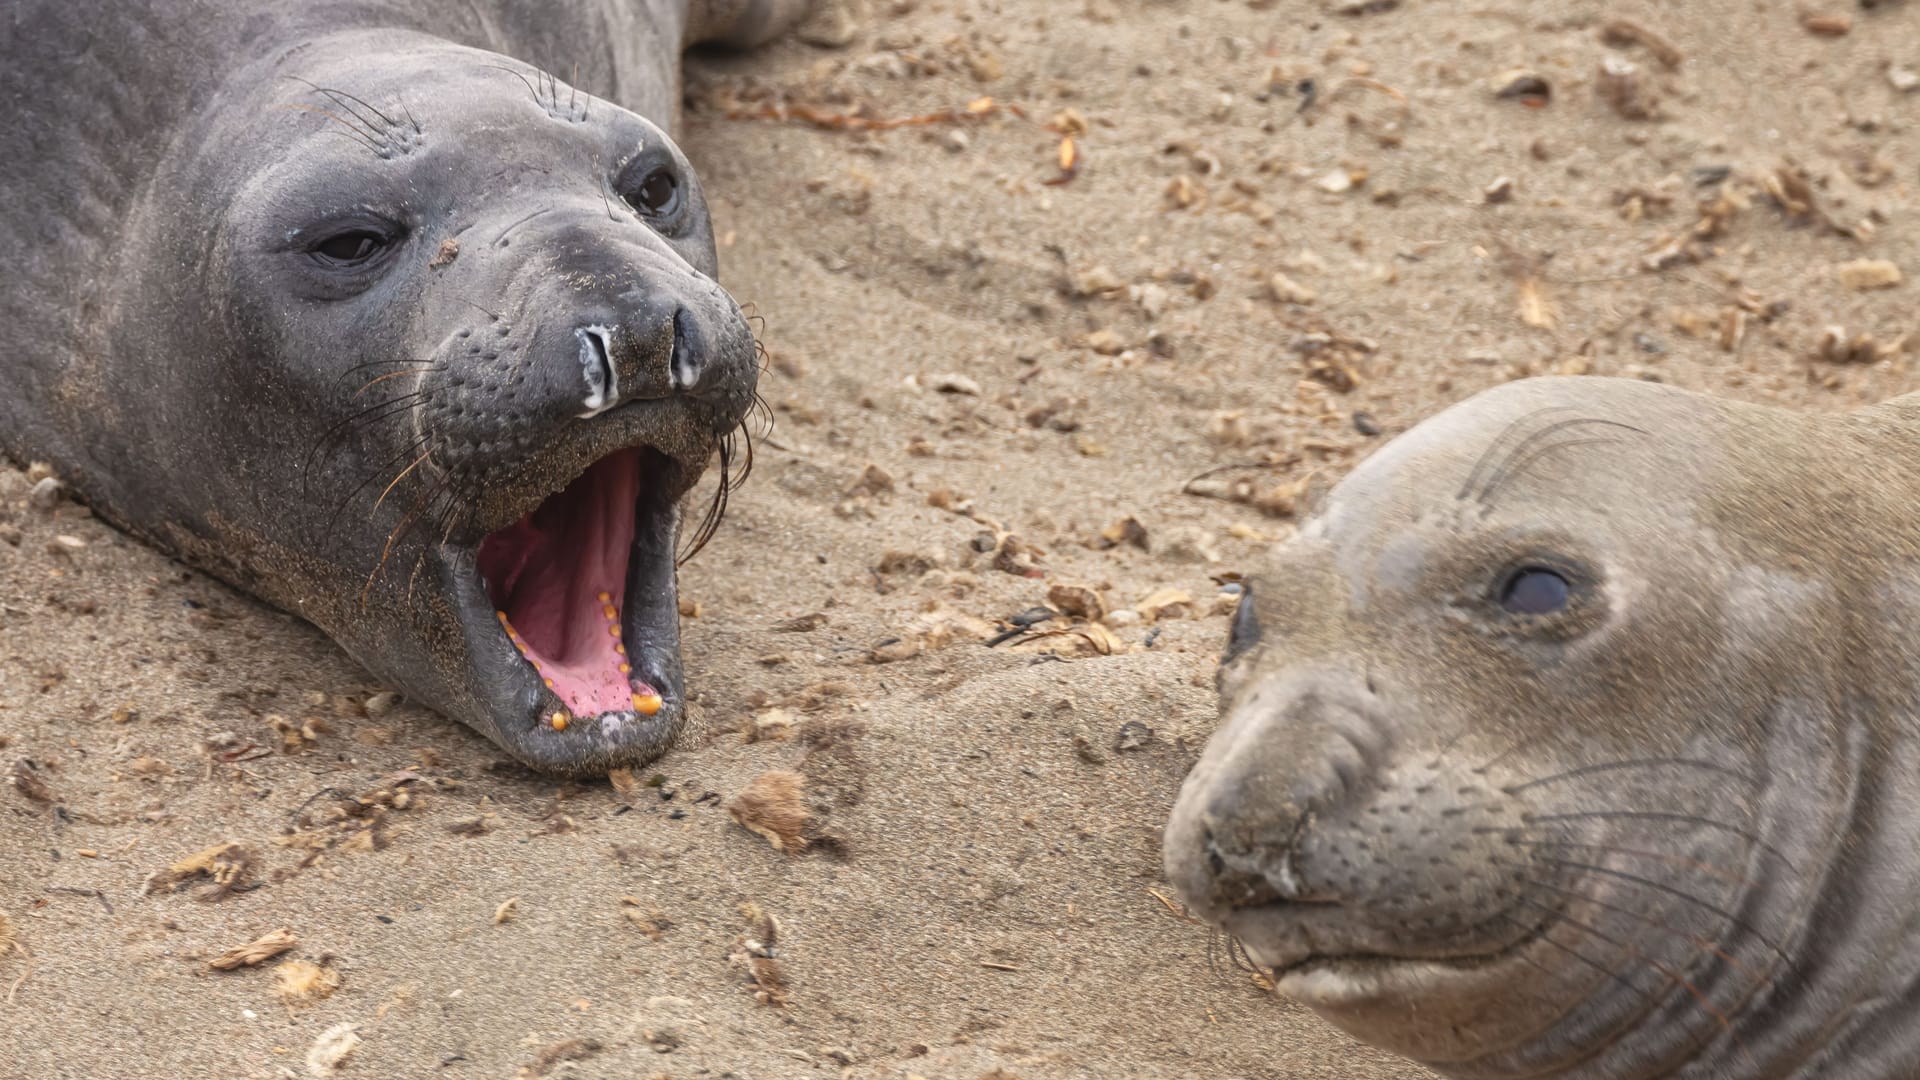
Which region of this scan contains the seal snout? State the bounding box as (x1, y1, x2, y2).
(1168, 679, 1536, 974)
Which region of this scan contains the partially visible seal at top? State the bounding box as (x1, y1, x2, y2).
(1164, 375, 1920, 1077)
(0, 0, 816, 776)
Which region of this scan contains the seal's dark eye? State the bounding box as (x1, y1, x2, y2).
(627, 167, 679, 216)
(1499, 567, 1570, 616)
(311, 230, 389, 266)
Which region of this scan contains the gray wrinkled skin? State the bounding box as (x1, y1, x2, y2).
(0, 0, 810, 775)
(1164, 377, 1920, 1078)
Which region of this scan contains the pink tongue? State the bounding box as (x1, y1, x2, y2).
(476, 451, 656, 717)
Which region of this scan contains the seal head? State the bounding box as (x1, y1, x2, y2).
(103, 34, 758, 775)
(1165, 377, 1920, 1076)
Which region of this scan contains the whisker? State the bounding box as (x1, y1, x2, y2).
(1488, 910, 1642, 997)
(1474, 417, 1648, 505)
(678, 429, 739, 565)
(279, 104, 384, 152)
(1474, 727, 1560, 776)
(1480, 435, 1633, 506)
(370, 447, 435, 516)
(405, 489, 466, 606)
(483, 62, 541, 103)
(353, 367, 430, 398)
(361, 478, 447, 606)
(459, 298, 502, 322)
(288, 77, 399, 129)
(1507, 758, 1760, 793)
(1511, 856, 1792, 963)
(1518, 875, 1775, 987)
(1483, 833, 1754, 889)
(1455, 405, 1580, 501)
(493, 207, 552, 245)
(337, 358, 438, 378)
(324, 434, 431, 532)
(1521, 812, 1793, 871)
(1507, 892, 1745, 1054)
(301, 392, 431, 487)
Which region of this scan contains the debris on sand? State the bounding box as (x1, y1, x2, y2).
(1490, 69, 1551, 106)
(1600, 18, 1684, 68)
(1817, 326, 1908, 365)
(1046, 583, 1107, 622)
(1801, 12, 1852, 36)
(516, 1038, 604, 1078)
(143, 841, 253, 901)
(7, 760, 53, 805)
(492, 898, 519, 925)
(607, 767, 640, 805)
(209, 928, 298, 970)
(1597, 56, 1657, 120)
(730, 771, 811, 853)
(276, 958, 342, 1007)
(1096, 515, 1150, 552)
(1836, 259, 1902, 291)
(621, 898, 673, 941)
(1, 910, 28, 1004)
(729, 904, 789, 1007)
(305, 1022, 360, 1076)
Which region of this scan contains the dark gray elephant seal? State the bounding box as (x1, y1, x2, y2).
(1165, 375, 1920, 1077)
(0, 0, 813, 776)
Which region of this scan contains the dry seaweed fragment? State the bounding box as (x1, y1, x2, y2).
(0, 910, 28, 1004)
(7, 760, 53, 805)
(209, 928, 298, 970)
(729, 904, 789, 1007)
(305, 1022, 360, 1075)
(518, 1039, 604, 1078)
(1043, 135, 1082, 186)
(276, 958, 342, 1006)
(144, 841, 253, 901)
(1600, 19, 1684, 68)
(729, 771, 810, 852)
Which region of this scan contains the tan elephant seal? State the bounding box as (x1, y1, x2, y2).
(1164, 375, 1920, 1078)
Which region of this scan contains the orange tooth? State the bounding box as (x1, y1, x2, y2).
(495, 610, 509, 623)
(617, 663, 631, 674)
(614, 643, 626, 655)
(631, 693, 663, 716)
(549, 712, 569, 731)
(597, 591, 612, 603)
(608, 624, 621, 638)
(602, 604, 618, 620)
(543, 678, 554, 688)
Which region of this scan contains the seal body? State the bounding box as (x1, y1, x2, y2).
(1164, 376, 1920, 1077)
(0, 0, 810, 775)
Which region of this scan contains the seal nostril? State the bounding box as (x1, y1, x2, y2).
(575, 325, 618, 418)
(668, 306, 700, 392)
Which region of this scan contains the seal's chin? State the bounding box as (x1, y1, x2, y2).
(474, 446, 676, 732)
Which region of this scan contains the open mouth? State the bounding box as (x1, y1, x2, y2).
(474, 446, 679, 733)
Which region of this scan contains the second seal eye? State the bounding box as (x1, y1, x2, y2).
(625, 167, 679, 217)
(1499, 567, 1570, 616)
